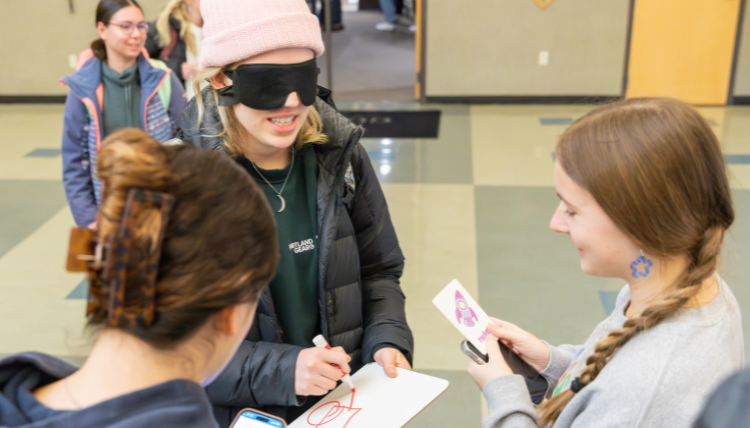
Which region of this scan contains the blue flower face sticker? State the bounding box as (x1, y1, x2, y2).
(630, 255, 653, 278)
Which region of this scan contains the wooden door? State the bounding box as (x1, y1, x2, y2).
(626, 0, 742, 105)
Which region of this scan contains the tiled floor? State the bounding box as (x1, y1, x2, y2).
(2, 103, 750, 427)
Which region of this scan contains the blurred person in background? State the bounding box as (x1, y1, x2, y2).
(312, 0, 344, 31)
(146, 0, 204, 98)
(0, 129, 278, 428)
(376, 0, 397, 31)
(61, 0, 186, 229)
(376, 0, 414, 32)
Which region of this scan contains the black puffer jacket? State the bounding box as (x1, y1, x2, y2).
(175, 89, 414, 426)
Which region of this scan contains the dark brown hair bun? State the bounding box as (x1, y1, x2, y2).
(91, 128, 279, 349)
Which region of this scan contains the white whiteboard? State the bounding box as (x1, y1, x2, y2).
(288, 363, 449, 428)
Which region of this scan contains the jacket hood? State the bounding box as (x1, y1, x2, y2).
(310, 96, 363, 179)
(0, 352, 216, 428)
(176, 87, 363, 173)
(61, 51, 168, 104)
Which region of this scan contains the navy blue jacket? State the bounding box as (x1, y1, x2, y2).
(0, 353, 217, 428)
(694, 368, 750, 428)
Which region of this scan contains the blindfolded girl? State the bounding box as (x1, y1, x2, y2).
(175, 0, 414, 425)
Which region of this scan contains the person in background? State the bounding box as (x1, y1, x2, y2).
(61, 0, 186, 229)
(0, 129, 278, 428)
(176, 0, 413, 425)
(313, 0, 344, 32)
(146, 0, 204, 98)
(376, 0, 414, 32)
(467, 98, 744, 427)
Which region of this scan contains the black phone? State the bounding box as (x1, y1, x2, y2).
(461, 339, 549, 404)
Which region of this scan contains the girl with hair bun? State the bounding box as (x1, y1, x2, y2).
(175, 0, 413, 425)
(467, 98, 744, 427)
(0, 129, 278, 427)
(61, 0, 186, 230)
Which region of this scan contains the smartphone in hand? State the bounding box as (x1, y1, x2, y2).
(230, 409, 287, 428)
(461, 339, 550, 404)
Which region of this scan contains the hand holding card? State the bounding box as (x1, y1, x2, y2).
(432, 279, 551, 402)
(432, 279, 494, 354)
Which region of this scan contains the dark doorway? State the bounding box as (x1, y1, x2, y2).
(317, 1, 417, 102)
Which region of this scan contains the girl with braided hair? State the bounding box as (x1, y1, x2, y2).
(468, 98, 744, 428)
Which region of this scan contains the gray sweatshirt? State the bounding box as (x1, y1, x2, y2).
(483, 277, 744, 428)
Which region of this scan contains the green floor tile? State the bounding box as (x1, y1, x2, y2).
(598, 290, 619, 315)
(24, 148, 62, 158)
(720, 189, 750, 361)
(407, 369, 481, 427)
(67, 279, 88, 299)
(359, 105, 473, 184)
(0, 180, 67, 259)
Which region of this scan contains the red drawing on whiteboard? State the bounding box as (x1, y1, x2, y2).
(306, 390, 362, 428)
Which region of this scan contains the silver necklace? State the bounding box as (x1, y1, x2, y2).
(64, 377, 83, 410)
(249, 150, 295, 213)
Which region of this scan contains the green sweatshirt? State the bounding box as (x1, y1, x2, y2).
(237, 146, 320, 348)
(101, 62, 142, 136)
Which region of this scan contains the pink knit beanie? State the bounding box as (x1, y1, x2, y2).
(200, 0, 325, 69)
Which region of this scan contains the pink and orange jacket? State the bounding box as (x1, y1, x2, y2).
(60, 49, 186, 226)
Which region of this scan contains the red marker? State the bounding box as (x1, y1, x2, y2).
(312, 334, 356, 391)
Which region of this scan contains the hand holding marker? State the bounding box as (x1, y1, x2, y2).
(313, 334, 356, 392)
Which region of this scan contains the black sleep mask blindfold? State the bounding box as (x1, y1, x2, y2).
(217, 58, 319, 111)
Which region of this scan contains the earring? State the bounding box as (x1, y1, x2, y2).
(630, 249, 652, 278)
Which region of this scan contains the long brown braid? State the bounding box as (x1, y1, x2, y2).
(538, 98, 734, 426)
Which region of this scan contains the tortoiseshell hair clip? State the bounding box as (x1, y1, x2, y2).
(66, 189, 175, 328)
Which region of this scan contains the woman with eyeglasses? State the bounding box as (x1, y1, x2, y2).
(61, 0, 186, 229)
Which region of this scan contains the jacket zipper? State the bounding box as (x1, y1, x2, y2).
(142, 71, 170, 130)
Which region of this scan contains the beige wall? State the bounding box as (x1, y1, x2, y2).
(424, 0, 631, 97)
(0, 0, 166, 96)
(734, 3, 750, 97)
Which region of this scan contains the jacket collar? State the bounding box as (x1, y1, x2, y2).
(313, 100, 363, 194)
(61, 52, 167, 105)
(60, 53, 102, 102)
(137, 53, 168, 94)
(0, 352, 214, 428)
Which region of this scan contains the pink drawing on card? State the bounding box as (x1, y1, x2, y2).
(455, 291, 479, 327)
